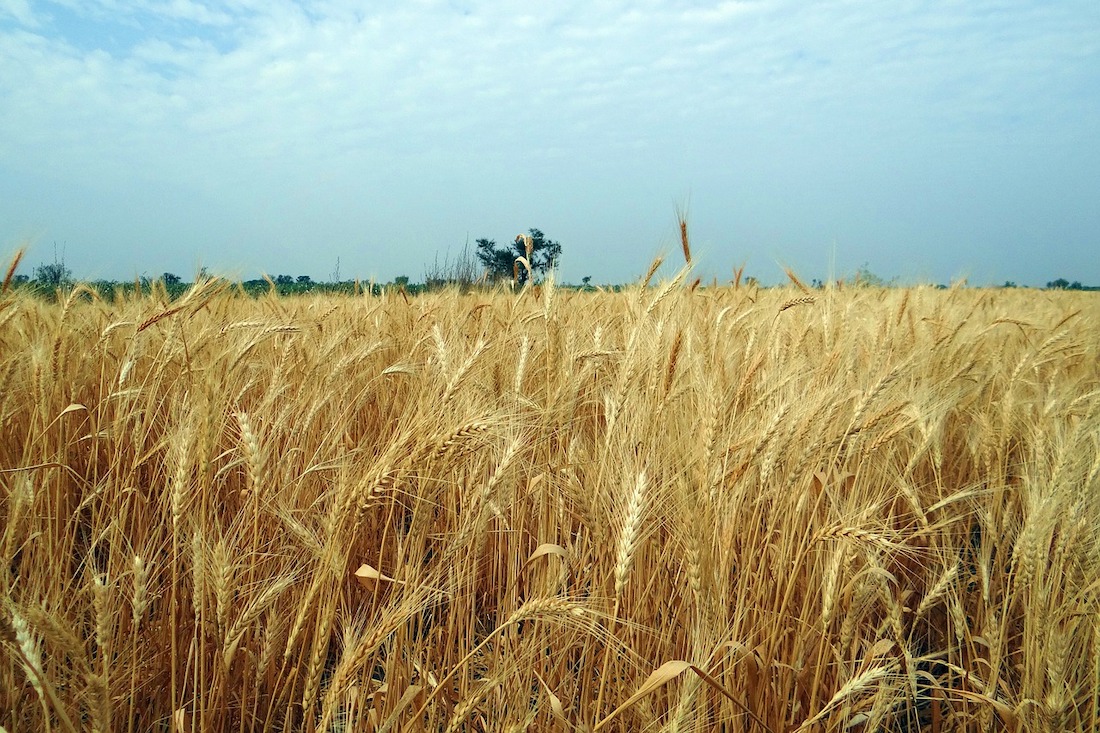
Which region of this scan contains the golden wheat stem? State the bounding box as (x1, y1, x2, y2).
(412, 598, 583, 723)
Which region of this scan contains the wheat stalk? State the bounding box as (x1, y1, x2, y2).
(412, 598, 586, 723)
(3, 274, 1098, 730)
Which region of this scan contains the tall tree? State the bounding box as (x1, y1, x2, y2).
(34, 261, 71, 288)
(34, 244, 71, 288)
(475, 228, 561, 285)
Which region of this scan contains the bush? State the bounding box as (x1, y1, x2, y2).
(424, 242, 483, 291)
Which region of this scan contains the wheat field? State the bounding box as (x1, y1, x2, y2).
(1, 272, 1098, 732)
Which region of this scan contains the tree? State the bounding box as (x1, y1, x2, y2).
(853, 263, 889, 287)
(163, 272, 181, 286)
(1047, 278, 1070, 290)
(475, 228, 561, 285)
(34, 244, 71, 289)
(34, 261, 71, 288)
(297, 275, 312, 285)
(275, 274, 294, 286)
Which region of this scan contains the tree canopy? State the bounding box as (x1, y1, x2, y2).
(475, 228, 561, 285)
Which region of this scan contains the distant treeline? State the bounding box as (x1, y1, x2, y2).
(6, 271, 1098, 298)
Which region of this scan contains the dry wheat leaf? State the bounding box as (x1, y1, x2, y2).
(354, 563, 403, 587)
(844, 713, 869, 730)
(533, 671, 566, 723)
(596, 660, 692, 730)
(377, 684, 424, 733)
(949, 689, 1017, 725)
(47, 403, 89, 431)
(719, 641, 757, 666)
(546, 689, 565, 723)
(525, 543, 569, 566)
(413, 660, 439, 688)
(866, 638, 896, 658)
(969, 635, 991, 649)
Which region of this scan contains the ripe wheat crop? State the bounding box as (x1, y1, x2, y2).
(1, 272, 1098, 732)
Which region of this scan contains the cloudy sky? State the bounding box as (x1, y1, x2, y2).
(1, 1, 1097, 286)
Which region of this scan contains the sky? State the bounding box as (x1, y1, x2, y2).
(1, 1, 1098, 286)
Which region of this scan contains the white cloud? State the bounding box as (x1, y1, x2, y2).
(0, 0, 37, 27)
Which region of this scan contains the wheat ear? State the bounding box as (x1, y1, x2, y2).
(2, 247, 23, 294)
(597, 471, 649, 717)
(679, 215, 691, 264)
(127, 556, 149, 733)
